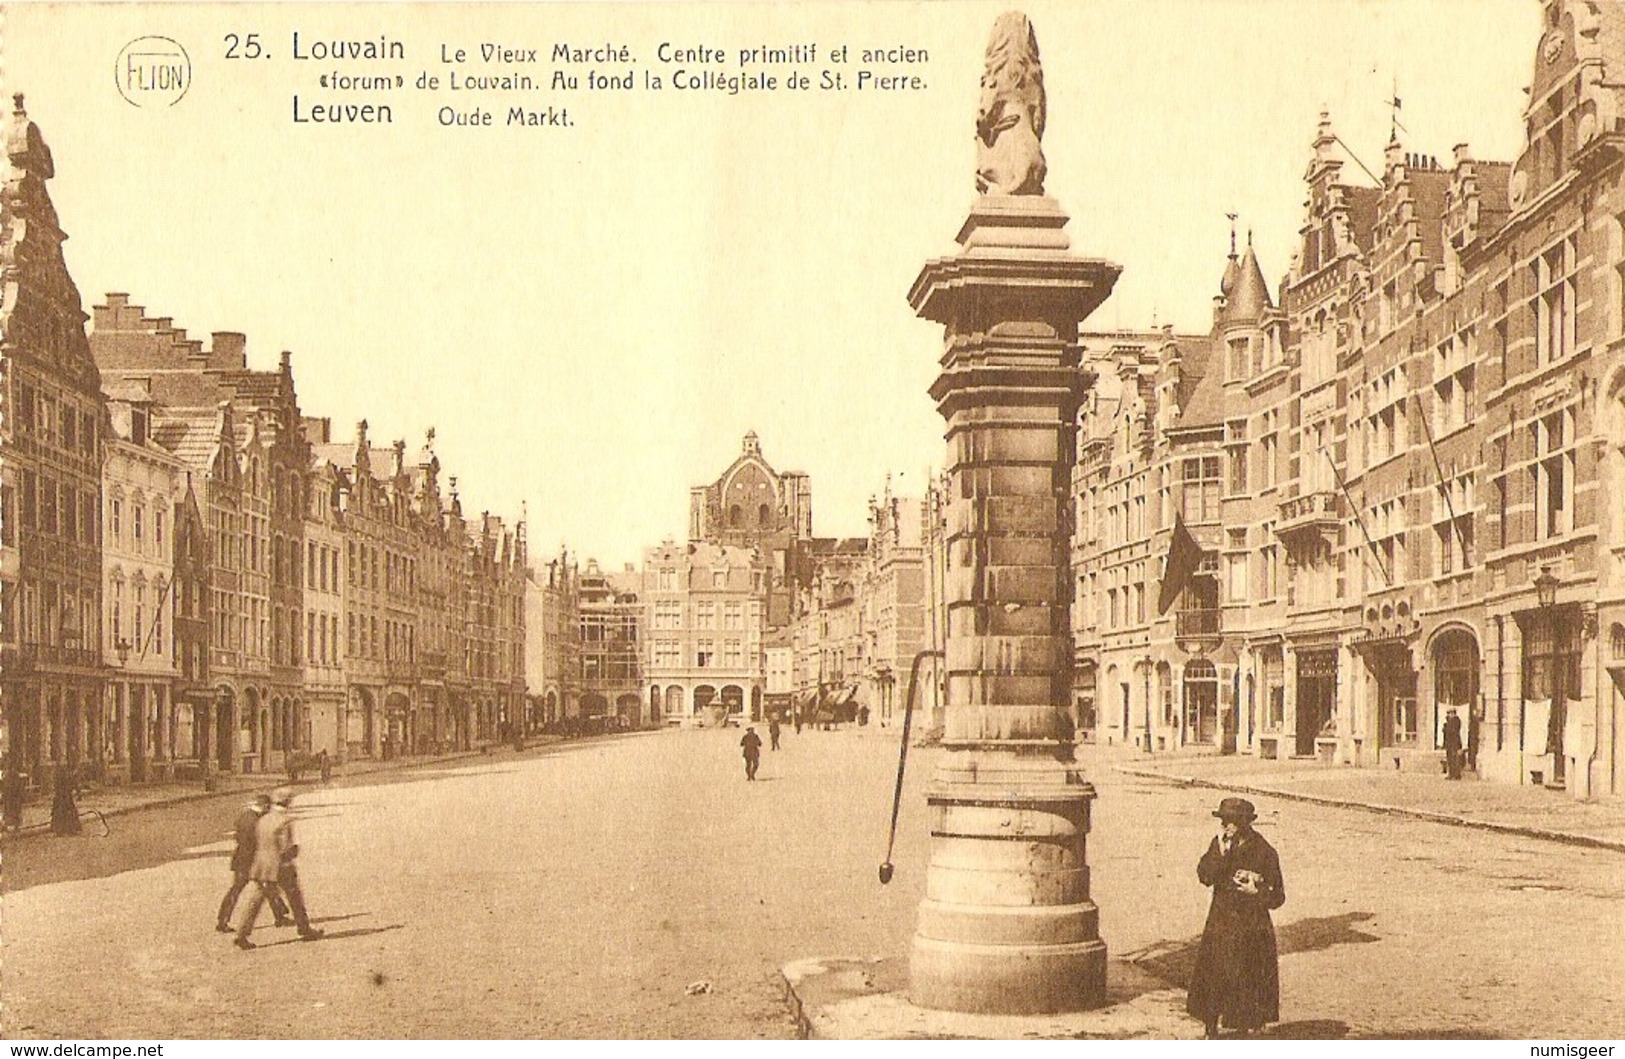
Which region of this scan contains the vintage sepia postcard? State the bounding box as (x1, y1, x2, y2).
(2, 0, 1623, 1046)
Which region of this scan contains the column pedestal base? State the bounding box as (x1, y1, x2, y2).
(908, 756, 1106, 1015)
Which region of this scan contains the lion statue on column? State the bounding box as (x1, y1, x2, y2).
(975, 11, 1047, 196)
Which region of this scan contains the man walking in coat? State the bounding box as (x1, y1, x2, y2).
(1187, 798, 1285, 1038)
(768, 715, 782, 751)
(740, 726, 763, 781)
(217, 793, 291, 933)
(1443, 708, 1465, 780)
(234, 787, 323, 949)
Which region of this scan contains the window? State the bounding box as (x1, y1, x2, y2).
(134, 583, 146, 658)
(724, 601, 742, 629)
(1533, 409, 1575, 540)
(696, 601, 716, 629)
(1264, 651, 1285, 731)
(1391, 696, 1419, 746)
(654, 599, 681, 630)
(17, 383, 35, 433)
(1365, 366, 1408, 466)
(1434, 474, 1475, 575)
(154, 509, 165, 551)
(1180, 457, 1221, 523)
(723, 640, 743, 668)
(20, 471, 36, 528)
(696, 640, 713, 668)
(1226, 445, 1249, 496)
(1534, 238, 1576, 367)
(1260, 528, 1280, 600)
(1523, 616, 1580, 704)
(1258, 411, 1279, 490)
(1433, 332, 1476, 436)
(41, 476, 58, 535)
(1228, 337, 1250, 381)
(1368, 499, 1406, 592)
(1226, 529, 1249, 602)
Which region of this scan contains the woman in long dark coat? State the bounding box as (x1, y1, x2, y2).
(1186, 797, 1285, 1038)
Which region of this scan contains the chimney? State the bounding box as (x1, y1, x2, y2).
(211, 331, 247, 367)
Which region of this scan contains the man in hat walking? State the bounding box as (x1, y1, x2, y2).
(234, 787, 324, 949)
(1187, 797, 1285, 1038)
(216, 793, 292, 933)
(740, 726, 763, 781)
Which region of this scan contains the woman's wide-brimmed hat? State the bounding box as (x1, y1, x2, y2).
(1212, 797, 1257, 822)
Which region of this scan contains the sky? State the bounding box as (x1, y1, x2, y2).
(7, 1, 1541, 567)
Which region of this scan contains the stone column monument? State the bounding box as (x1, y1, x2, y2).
(906, 12, 1121, 1015)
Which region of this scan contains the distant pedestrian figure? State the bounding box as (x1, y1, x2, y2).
(234, 787, 324, 949)
(793, 710, 803, 736)
(1187, 798, 1284, 1039)
(318, 749, 333, 783)
(740, 727, 763, 781)
(1443, 708, 1464, 780)
(217, 793, 292, 933)
(768, 716, 782, 751)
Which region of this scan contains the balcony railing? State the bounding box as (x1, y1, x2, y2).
(1175, 608, 1221, 639)
(1276, 490, 1342, 538)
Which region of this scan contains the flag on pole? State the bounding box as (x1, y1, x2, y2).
(1157, 513, 1205, 615)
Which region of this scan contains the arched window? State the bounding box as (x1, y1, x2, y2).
(729, 504, 743, 528)
(759, 503, 772, 527)
(1433, 631, 1479, 711)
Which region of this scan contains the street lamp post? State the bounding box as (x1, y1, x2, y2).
(1144, 655, 1155, 754)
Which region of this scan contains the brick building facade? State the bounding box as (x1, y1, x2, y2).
(1072, 0, 1625, 801)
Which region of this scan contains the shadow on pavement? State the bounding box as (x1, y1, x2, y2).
(308, 912, 369, 926)
(1277, 911, 1381, 955)
(248, 923, 404, 948)
(1264, 1018, 1350, 1039)
(1115, 912, 1382, 1001)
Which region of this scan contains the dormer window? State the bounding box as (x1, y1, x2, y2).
(1227, 337, 1250, 381)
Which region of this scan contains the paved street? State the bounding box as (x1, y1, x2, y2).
(4, 728, 1624, 1039)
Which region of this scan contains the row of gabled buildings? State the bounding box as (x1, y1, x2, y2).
(1, 95, 525, 816)
(1071, 0, 1625, 801)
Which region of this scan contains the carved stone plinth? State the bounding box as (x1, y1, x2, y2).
(907, 195, 1120, 1015)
